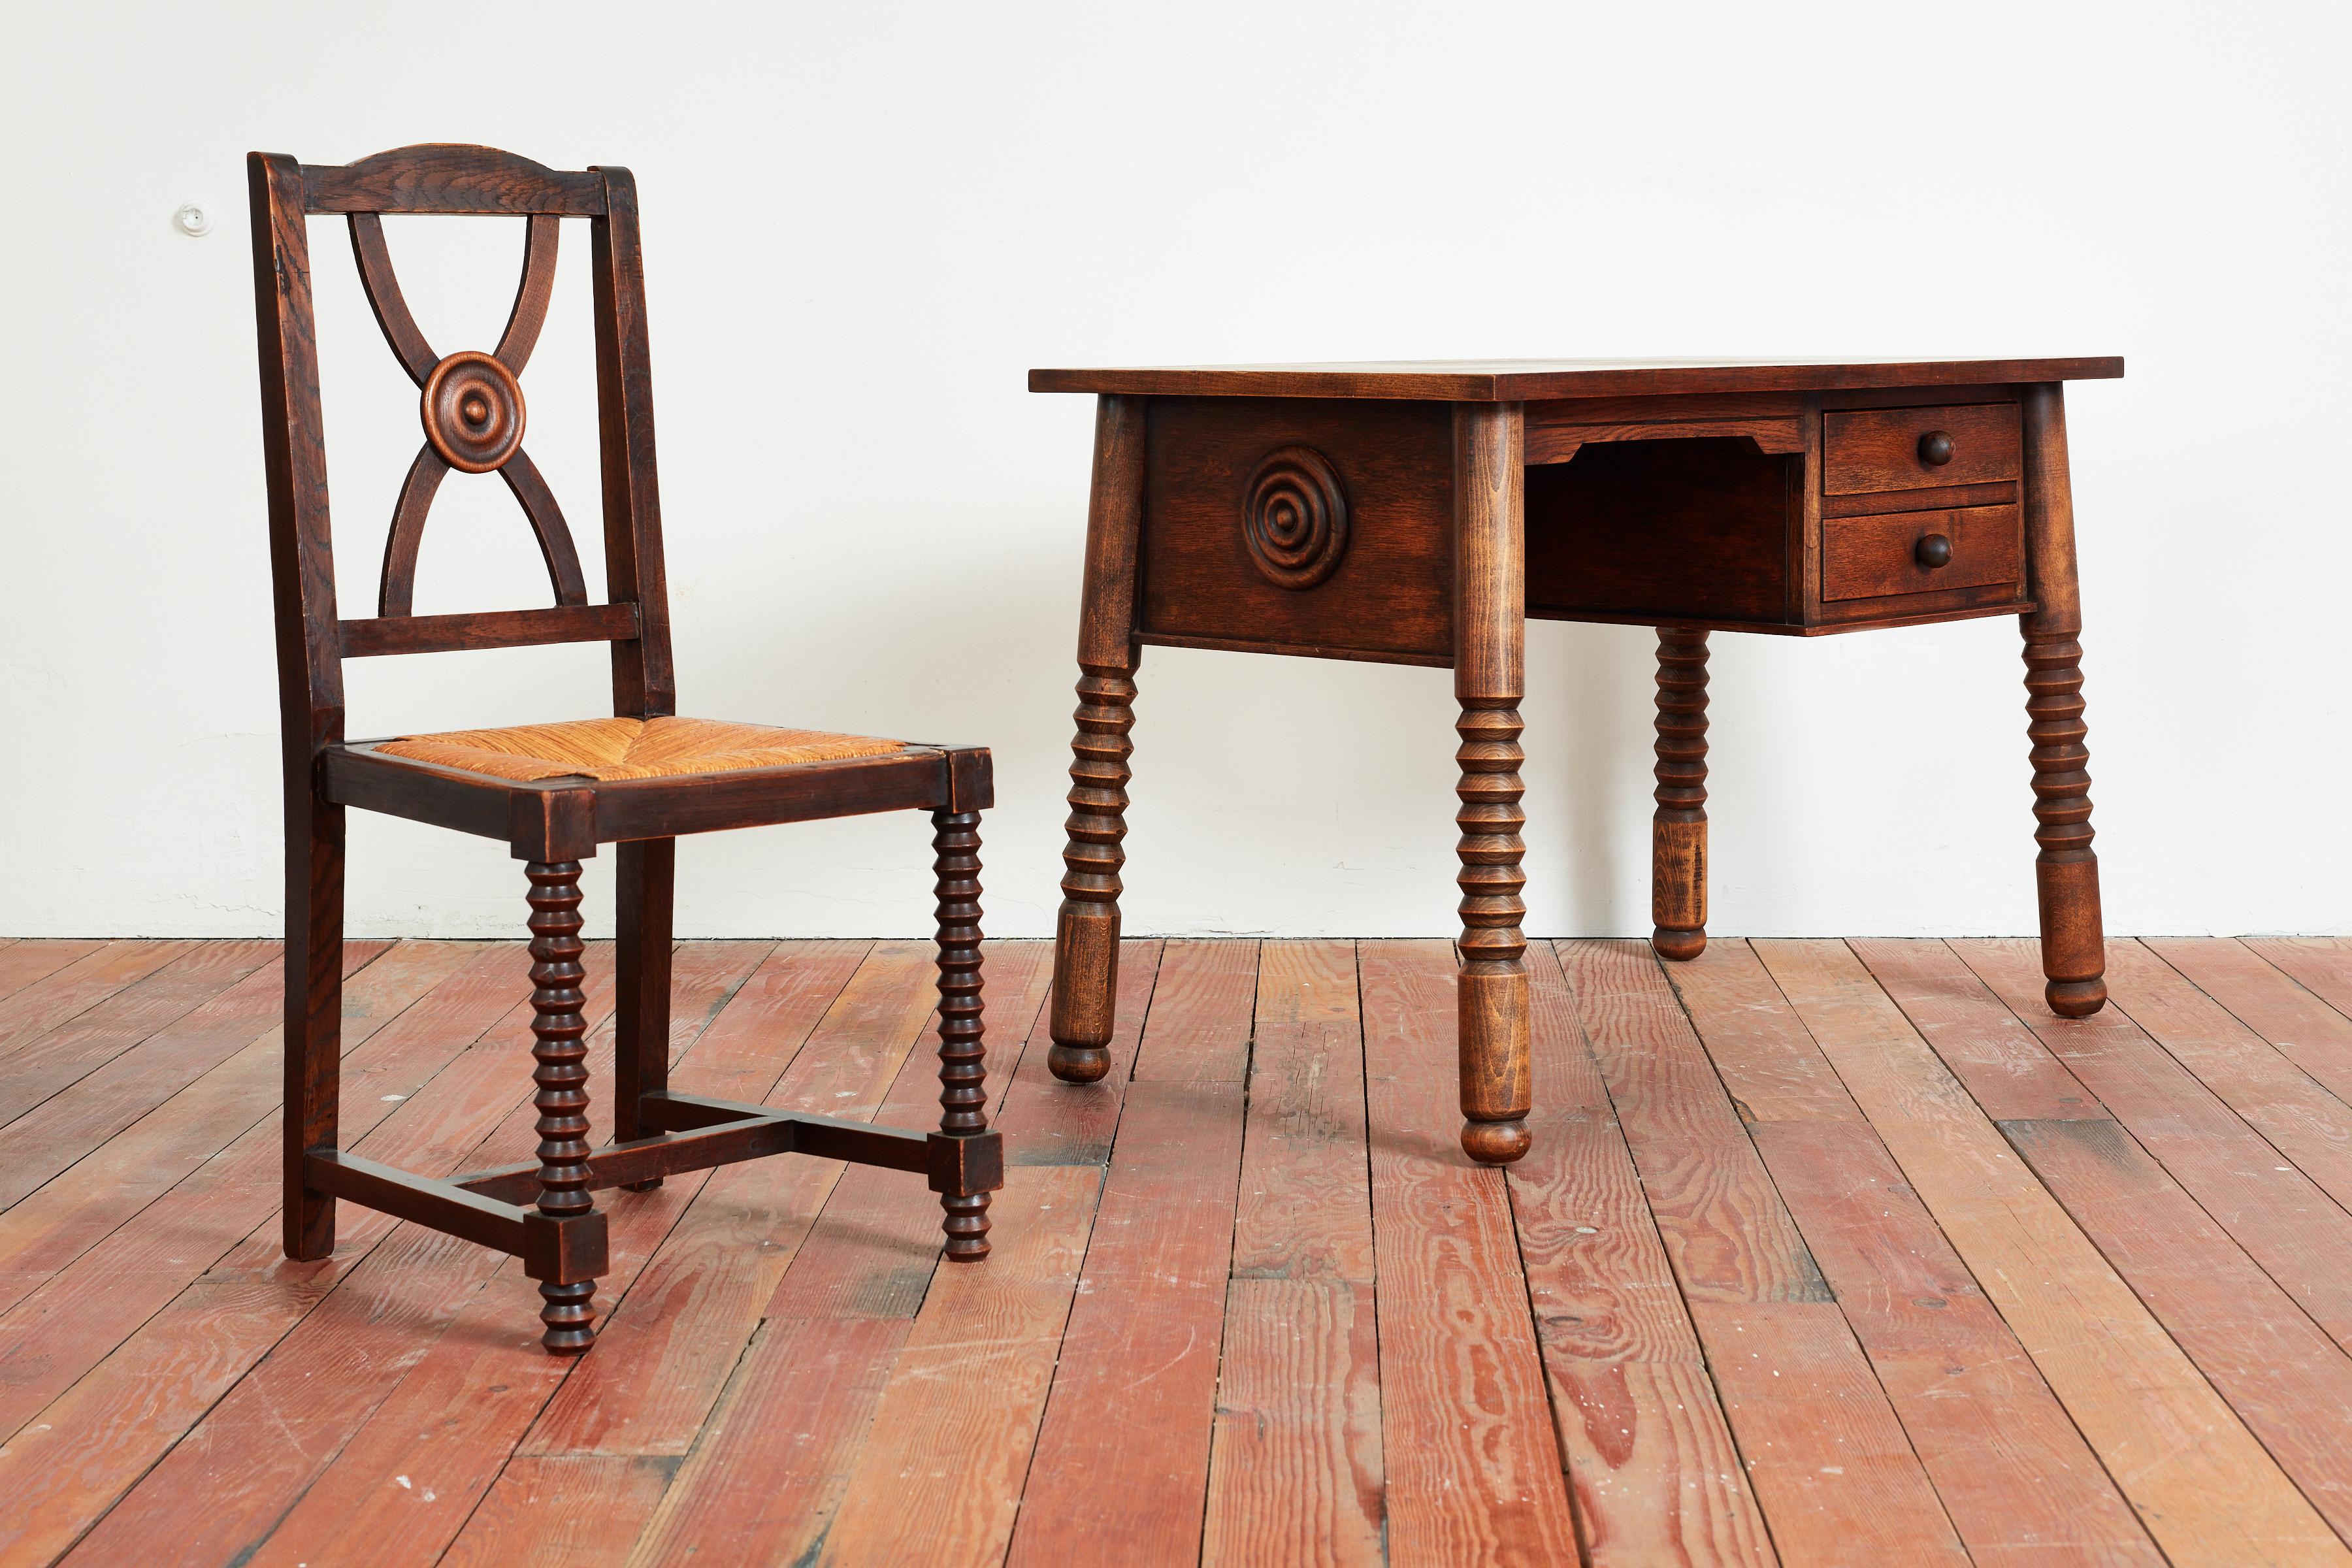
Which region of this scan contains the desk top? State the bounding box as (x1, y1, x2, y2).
(1028, 356, 2124, 402)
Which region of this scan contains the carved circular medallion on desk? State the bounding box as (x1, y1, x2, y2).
(421, 350, 527, 473)
(1242, 446, 1350, 590)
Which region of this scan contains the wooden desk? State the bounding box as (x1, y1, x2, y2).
(1028, 359, 2121, 1163)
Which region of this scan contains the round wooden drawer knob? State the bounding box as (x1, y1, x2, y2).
(1918, 430, 1955, 466)
(1915, 532, 1953, 568)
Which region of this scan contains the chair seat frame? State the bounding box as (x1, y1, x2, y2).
(248, 144, 1001, 1354)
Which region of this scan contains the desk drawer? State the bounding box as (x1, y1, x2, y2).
(1823, 402, 2021, 495)
(1821, 504, 2021, 601)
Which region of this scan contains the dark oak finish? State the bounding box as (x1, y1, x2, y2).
(1035, 359, 2119, 1161)
(250, 144, 1002, 1352)
(1651, 628, 1710, 960)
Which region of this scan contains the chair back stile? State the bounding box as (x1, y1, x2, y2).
(244, 142, 678, 777)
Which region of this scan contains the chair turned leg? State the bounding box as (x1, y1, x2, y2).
(2023, 633, 2108, 1017)
(1457, 702, 1533, 1166)
(1651, 627, 1710, 961)
(527, 861, 600, 1352)
(932, 808, 996, 1260)
(1049, 662, 1135, 1084)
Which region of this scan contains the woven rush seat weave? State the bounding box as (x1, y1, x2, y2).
(374, 716, 907, 783)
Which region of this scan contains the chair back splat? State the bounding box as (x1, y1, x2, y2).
(246, 142, 676, 726)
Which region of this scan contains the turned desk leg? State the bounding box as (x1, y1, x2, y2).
(1051, 395, 1147, 1083)
(2020, 384, 2108, 1017)
(1454, 404, 1533, 1165)
(526, 861, 600, 1353)
(1650, 627, 1710, 960)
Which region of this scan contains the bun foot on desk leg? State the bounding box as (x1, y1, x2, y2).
(1046, 1044, 1111, 1083)
(1651, 926, 1707, 962)
(2047, 977, 2108, 1017)
(1461, 1117, 1531, 1165)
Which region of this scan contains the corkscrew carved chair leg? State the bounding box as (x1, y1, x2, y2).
(525, 860, 601, 1354)
(1049, 662, 1136, 1084)
(931, 808, 998, 1259)
(1650, 627, 1710, 961)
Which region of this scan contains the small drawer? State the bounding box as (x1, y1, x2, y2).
(1821, 504, 2021, 601)
(1823, 402, 2021, 495)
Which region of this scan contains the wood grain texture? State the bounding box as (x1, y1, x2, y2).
(521, 941, 960, 1456)
(1822, 401, 2021, 495)
(1957, 938, 2352, 1354)
(1140, 397, 1456, 662)
(1009, 1075, 1248, 1564)
(1820, 503, 2021, 601)
(1666, 941, 2157, 1567)
(1203, 1278, 1385, 1568)
(2151, 938, 2352, 1111)
(1757, 938, 2345, 1567)
(233, 945, 779, 1568)
(1204, 941, 1384, 1567)
(813, 1164, 1102, 1567)
(1000, 940, 1166, 1166)
(1031, 357, 2125, 401)
(1561, 940, 1828, 1303)
(1748, 1122, 2161, 1567)
(0, 949, 621, 1567)
(1516, 943, 1772, 1567)
(2244, 938, 2352, 1021)
(2109, 938, 2352, 1206)
(2001, 1113, 2352, 1548)
(1688, 1299, 1969, 1567)
(1358, 942, 1580, 1565)
(0, 940, 102, 1004)
(0, 943, 383, 1210)
(442, 1455, 677, 1568)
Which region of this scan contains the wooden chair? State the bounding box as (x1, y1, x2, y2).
(247, 144, 1000, 1354)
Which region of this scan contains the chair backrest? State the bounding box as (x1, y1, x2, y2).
(247, 143, 678, 772)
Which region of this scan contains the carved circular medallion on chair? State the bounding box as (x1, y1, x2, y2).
(1242, 446, 1349, 590)
(421, 350, 527, 473)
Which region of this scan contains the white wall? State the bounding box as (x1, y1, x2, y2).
(5, 1, 2347, 941)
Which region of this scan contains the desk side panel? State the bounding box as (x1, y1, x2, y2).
(1137, 397, 1455, 664)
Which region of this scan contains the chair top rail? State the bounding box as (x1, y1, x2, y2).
(303, 144, 607, 217)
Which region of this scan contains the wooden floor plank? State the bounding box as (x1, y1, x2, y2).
(2245, 938, 2352, 1022)
(0, 941, 191, 1056)
(1562, 941, 1827, 1305)
(2001, 1114, 2352, 1547)
(0, 941, 105, 1005)
(0, 940, 489, 1386)
(2102, 939, 2352, 1213)
(1568, 940, 1961, 1567)
(1517, 943, 1774, 1568)
(994, 939, 1167, 1166)
(1761, 938, 2347, 1567)
(1204, 940, 1384, 1568)
(1671, 940, 2162, 1567)
(234, 941, 787, 1568)
(0, 944, 623, 1567)
(517, 939, 923, 1458)
(616, 942, 1068, 1566)
(1359, 941, 1580, 1568)
(813, 1163, 1103, 1567)
(1008, 942, 1256, 1568)
(2155, 938, 2352, 1109)
(441, 1455, 678, 1568)
(0, 943, 391, 1211)
(1956, 938, 2352, 1355)
(0, 941, 277, 1128)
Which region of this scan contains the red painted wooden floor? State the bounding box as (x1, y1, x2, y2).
(3, 936, 2352, 1565)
